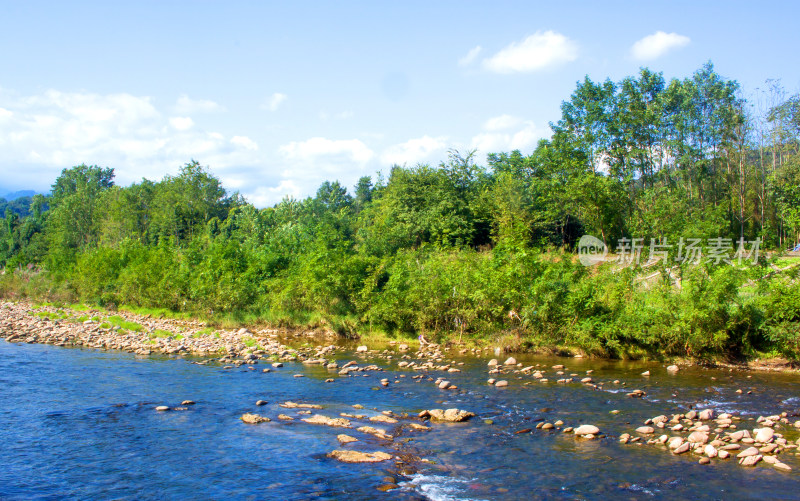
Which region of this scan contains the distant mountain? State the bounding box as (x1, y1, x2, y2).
(4, 190, 37, 201)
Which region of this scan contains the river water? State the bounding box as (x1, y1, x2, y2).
(1, 339, 798, 500)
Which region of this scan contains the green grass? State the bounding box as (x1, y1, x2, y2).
(107, 315, 144, 332)
(242, 336, 259, 349)
(118, 304, 193, 320)
(33, 310, 70, 320)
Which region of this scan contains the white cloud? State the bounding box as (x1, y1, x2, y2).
(274, 137, 376, 203)
(380, 135, 448, 166)
(169, 116, 194, 130)
(458, 46, 482, 67)
(471, 120, 542, 154)
(174, 94, 224, 114)
(279, 137, 373, 164)
(483, 114, 523, 131)
(264, 92, 288, 112)
(482, 31, 578, 73)
(630, 31, 690, 61)
(0, 88, 264, 193)
(230, 135, 258, 150)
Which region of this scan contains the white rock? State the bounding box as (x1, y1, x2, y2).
(755, 427, 774, 443)
(573, 425, 600, 436)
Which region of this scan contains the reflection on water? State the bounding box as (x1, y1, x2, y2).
(0, 339, 798, 500)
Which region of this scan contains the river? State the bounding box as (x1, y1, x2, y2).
(0, 339, 798, 500)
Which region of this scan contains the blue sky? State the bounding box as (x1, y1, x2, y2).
(1, 1, 798, 206)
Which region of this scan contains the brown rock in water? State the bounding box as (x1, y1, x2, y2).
(181, 400, 196, 405)
(425, 408, 475, 422)
(494, 380, 509, 387)
(504, 357, 517, 365)
(256, 400, 267, 406)
(636, 426, 655, 435)
(155, 406, 170, 412)
(337, 434, 358, 444)
(328, 450, 392, 463)
(369, 414, 398, 424)
(302, 414, 351, 428)
(241, 413, 270, 424)
(356, 426, 393, 440)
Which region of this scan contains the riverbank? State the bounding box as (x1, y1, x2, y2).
(3, 300, 798, 375)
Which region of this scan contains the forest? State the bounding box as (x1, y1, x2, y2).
(2, 63, 799, 360)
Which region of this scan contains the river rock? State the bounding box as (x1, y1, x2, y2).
(504, 357, 517, 365)
(487, 359, 498, 367)
(328, 450, 392, 463)
(737, 447, 759, 458)
(155, 406, 169, 411)
(357, 426, 392, 440)
(369, 414, 398, 424)
(774, 462, 792, 472)
(739, 454, 762, 467)
(673, 442, 691, 454)
(718, 450, 730, 459)
(438, 380, 451, 389)
(302, 414, 351, 428)
(241, 413, 270, 424)
(337, 434, 358, 444)
(754, 428, 774, 443)
(666, 365, 679, 373)
(636, 426, 655, 435)
(687, 431, 709, 444)
(704, 444, 718, 458)
(422, 408, 475, 422)
(256, 400, 267, 406)
(181, 400, 195, 405)
(698, 409, 714, 420)
(573, 425, 600, 436)
(495, 380, 508, 387)
(356, 345, 368, 353)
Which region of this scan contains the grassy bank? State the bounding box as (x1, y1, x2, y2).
(3, 250, 799, 362)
